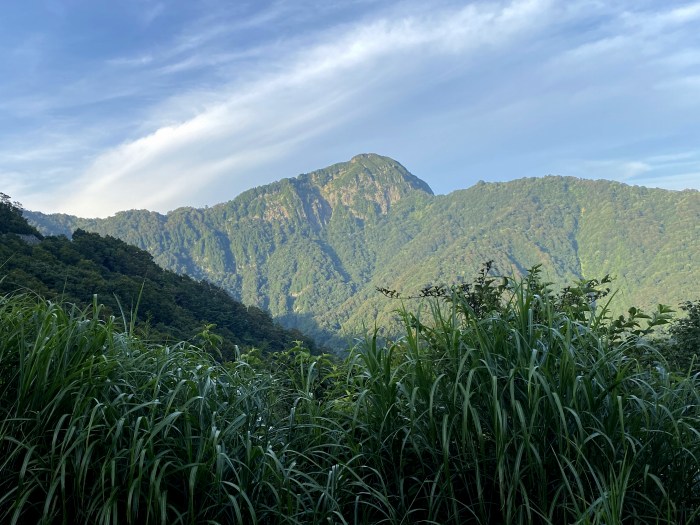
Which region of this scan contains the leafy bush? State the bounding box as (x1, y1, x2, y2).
(666, 300, 700, 373)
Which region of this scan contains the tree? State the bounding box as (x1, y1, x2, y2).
(667, 300, 700, 372)
(0, 193, 22, 214)
(0, 193, 41, 236)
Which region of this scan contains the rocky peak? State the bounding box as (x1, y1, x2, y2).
(301, 153, 433, 219)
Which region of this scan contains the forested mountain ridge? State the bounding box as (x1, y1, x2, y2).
(26, 154, 700, 346)
(1, 200, 316, 357)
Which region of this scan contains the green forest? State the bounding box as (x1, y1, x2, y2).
(0, 197, 315, 358)
(26, 154, 700, 348)
(2, 189, 700, 523)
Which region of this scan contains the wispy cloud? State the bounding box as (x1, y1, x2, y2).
(577, 151, 700, 190)
(3, 0, 700, 216)
(579, 159, 653, 182)
(139, 2, 165, 27)
(54, 0, 558, 216)
(629, 150, 700, 190)
(631, 171, 700, 191)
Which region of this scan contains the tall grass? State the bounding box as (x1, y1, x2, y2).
(0, 293, 283, 524)
(1, 275, 698, 524)
(346, 278, 700, 524)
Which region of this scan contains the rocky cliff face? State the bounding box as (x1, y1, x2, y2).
(223, 153, 433, 229)
(308, 153, 433, 218)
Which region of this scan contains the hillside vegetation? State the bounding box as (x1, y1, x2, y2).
(1, 199, 315, 357)
(1, 266, 698, 524)
(26, 154, 700, 347)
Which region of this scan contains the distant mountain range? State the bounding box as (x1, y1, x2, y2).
(26, 153, 700, 347)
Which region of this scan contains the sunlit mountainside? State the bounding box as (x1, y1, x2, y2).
(26, 153, 700, 347)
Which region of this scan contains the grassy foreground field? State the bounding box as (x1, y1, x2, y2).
(1, 272, 698, 524)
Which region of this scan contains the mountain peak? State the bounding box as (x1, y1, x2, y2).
(301, 153, 432, 218)
(347, 153, 433, 193)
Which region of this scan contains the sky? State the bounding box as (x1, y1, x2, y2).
(1, 0, 699, 218)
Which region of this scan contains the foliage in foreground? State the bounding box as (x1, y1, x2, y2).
(1, 269, 699, 524)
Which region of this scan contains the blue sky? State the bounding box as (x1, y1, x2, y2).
(1, 0, 699, 217)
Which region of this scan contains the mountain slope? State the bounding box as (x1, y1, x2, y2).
(2, 202, 317, 357)
(26, 154, 700, 346)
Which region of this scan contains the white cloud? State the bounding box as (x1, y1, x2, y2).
(54, 0, 557, 217)
(621, 161, 652, 180)
(5, 0, 700, 215)
(635, 1, 700, 30)
(577, 152, 700, 190)
(633, 172, 700, 191)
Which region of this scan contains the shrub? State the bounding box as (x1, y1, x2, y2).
(666, 300, 700, 373)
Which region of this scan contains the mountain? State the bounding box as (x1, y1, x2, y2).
(26, 153, 700, 347)
(1, 200, 317, 357)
